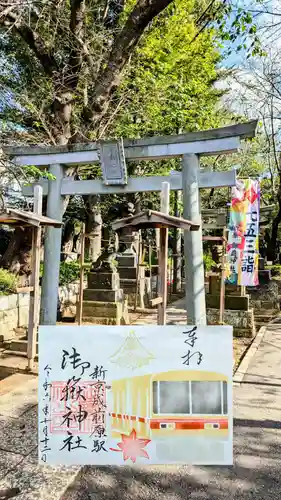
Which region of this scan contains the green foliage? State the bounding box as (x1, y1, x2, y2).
(0, 268, 18, 295)
(113, 0, 226, 143)
(0, 0, 267, 147)
(40, 261, 84, 286)
(215, 1, 266, 59)
(203, 254, 216, 272)
(62, 1, 237, 227)
(106, 0, 233, 204)
(59, 261, 81, 286)
(24, 166, 56, 181)
(0, 151, 55, 206)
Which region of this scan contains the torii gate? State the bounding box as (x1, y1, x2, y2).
(5, 120, 257, 326)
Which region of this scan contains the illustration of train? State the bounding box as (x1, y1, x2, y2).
(108, 370, 229, 440)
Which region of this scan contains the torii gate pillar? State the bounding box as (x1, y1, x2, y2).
(182, 154, 206, 325)
(40, 163, 64, 324)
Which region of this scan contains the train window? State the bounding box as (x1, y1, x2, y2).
(191, 381, 223, 415)
(153, 381, 190, 414)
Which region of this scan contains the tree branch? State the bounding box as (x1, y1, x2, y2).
(1, 11, 58, 77)
(190, 0, 227, 44)
(0, 4, 18, 19)
(70, 0, 85, 34)
(83, 0, 174, 123)
(62, 0, 86, 90)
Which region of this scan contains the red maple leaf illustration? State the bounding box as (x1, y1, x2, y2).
(110, 429, 151, 463)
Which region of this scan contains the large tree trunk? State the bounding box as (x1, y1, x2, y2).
(84, 195, 102, 262)
(0, 228, 12, 258)
(0, 227, 33, 282)
(61, 219, 75, 261)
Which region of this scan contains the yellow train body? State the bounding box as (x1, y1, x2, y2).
(108, 370, 229, 439)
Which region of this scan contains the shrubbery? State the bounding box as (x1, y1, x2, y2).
(0, 261, 86, 296)
(40, 261, 87, 286)
(59, 261, 81, 286)
(203, 254, 216, 272)
(0, 268, 18, 295)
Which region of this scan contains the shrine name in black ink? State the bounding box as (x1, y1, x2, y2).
(61, 347, 90, 376)
(246, 210, 258, 223)
(60, 431, 87, 452)
(60, 376, 86, 402)
(61, 404, 88, 429)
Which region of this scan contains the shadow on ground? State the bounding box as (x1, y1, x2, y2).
(61, 417, 281, 500)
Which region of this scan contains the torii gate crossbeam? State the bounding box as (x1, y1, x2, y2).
(5, 120, 258, 326)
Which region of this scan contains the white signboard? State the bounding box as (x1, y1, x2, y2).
(39, 325, 233, 466)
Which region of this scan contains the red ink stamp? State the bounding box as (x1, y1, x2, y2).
(50, 381, 106, 434)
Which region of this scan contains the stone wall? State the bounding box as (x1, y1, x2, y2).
(0, 293, 29, 341)
(247, 281, 280, 311)
(207, 308, 255, 337)
(0, 283, 80, 341)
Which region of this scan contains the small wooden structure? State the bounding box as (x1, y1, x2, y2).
(0, 191, 62, 370)
(112, 206, 200, 325)
(0, 208, 61, 228)
(113, 210, 200, 232)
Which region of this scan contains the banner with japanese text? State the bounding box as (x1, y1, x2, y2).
(39, 325, 233, 466)
(226, 179, 260, 286)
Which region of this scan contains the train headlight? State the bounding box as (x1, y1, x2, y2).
(204, 423, 220, 429)
(160, 423, 175, 429)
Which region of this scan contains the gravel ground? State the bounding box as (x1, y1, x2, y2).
(233, 337, 253, 371)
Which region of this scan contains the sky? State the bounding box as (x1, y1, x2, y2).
(222, 0, 276, 68)
(216, 0, 281, 118)
(223, 0, 253, 67)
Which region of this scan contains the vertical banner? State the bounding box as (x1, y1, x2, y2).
(226, 179, 260, 286)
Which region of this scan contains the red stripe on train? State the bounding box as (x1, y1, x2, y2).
(150, 419, 228, 430)
(109, 414, 228, 429)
